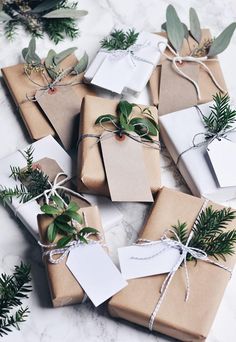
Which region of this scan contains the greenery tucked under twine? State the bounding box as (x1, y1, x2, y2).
(0, 0, 88, 44)
(172, 206, 236, 262)
(95, 100, 159, 142)
(100, 29, 139, 51)
(0, 263, 32, 337)
(40, 197, 98, 248)
(162, 5, 236, 57)
(22, 37, 88, 83)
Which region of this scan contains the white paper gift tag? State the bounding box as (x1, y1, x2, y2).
(118, 242, 181, 280)
(207, 138, 236, 187)
(66, 244, 127, 306)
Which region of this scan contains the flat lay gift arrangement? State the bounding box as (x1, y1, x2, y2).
(0, 2, 236, 341)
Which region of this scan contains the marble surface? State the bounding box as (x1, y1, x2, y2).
(0, 0, 236, 341)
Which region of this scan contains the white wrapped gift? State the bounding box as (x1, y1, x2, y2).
(84, 26, 167, 95)
(0, 136, 123, 239)
(159, 102, 236, 202)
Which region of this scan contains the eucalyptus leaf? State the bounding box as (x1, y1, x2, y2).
(162, 21, 189, 39)
(57, 235, 73, 248)
(166, 4, 185, 52)
(22, 48, 28, 60)
(47, 222, 57, 243)
(117, 101, 133, 119)
(161, 22, 167, 31)
(189, 8, 202, 43)
(0, 11, 11, 21)
(24, 38, 41, 65)
(208, 23, 236, 57)
(32, 0, 62, 13)
(72, 52, 89, 74)
(44, 49, 58, 80)
(53, 47, 77, 65)
(43, 9, 88, 19)
(95, 114, 117, 125)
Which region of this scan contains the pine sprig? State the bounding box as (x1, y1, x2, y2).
(172, 206, 236, 262)
(202, 93, 236, 137)
(100, 29, 139, 51)
(0, 262, 32, 337)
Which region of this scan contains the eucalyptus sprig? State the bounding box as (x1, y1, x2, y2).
(41, 196, 98, 248)
(0, 145, 50, 205)
(0, 0, 88, 44)
(162, 5, 236, 57)
(172, 206, 236, 262)
(100, 29, 139, 51)
(95, 100, 158, 142)
(0, 262, 32, 337)
(202, 93, 236, 138)
(22, 37, 88, 82)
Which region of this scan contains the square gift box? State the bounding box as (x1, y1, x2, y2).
(109, 187, 236, 341)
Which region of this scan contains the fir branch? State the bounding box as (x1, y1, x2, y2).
(0, 262, 32, 337)
(100, 29, 139, 51)
(202, 93, 236, 137)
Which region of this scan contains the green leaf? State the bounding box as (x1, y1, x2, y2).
(44, 49, 58, 79)
(119, 112, 129, 130)
(55, 221, 75, 234)
(0, 11, 11, 21)
(95, 114, 117, 125)
(57, 235, 73, 248)
(73, 52, 89, 74)
(166, 4, 185, 52)
(67, 201, 79, 212)
(130, 118, 158, 136)
(51, 195, 64, 209)
(183, 23, 189, 40)
(208, 23, 236, 57)
(79, 235, 88, 244)
(56, 214, 71, 223)
(189, 8, 202, 43)
(79, 227, 98, 236)
(117, 101, 133, 119)
(65, 211, 83, 223)
(24, 38, 41, 65)
(53, 47, 77, 65)
(41, 204, 60, 215)
(43, 9, 88, 19)
(47, 222, 57, 243)
(161, 22, 167, 31)
(32, 0, 62, 13)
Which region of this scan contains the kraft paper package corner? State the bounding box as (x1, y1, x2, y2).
(1, 54, 95, 150)
(77, 95, 161, 201)
(0, 135, 123, 239)
(108, 187, 236, 341)
(149, 29, 227, 115)
(37, 206, 103, 307)
(159, 102, 236, 202)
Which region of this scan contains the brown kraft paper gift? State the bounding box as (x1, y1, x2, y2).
(149, 29, 227, 115)
(1, 54, 95, 148)
(77, 95, 161, 198)
(108, 187, 236, 341)
(38, 205, 104, 307)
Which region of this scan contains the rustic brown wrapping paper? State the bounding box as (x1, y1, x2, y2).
(149, 29, 227, 113)
(108, 187, 236, 341)
(38, 205, 104, 307)
(1, 54, 95, 147)
(77, 95, 161, 198)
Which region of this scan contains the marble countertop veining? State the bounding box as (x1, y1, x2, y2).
(0, 1, 236, 341)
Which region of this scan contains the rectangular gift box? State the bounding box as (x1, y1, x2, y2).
(84, 25, 167, 95)
(0, 135, 123, 239)
(149, 29, 227, 115)
(159, 102, 236, 202)
(109, 187, 236, 341)
(37, 205, 104, 307)
(77, 95, 161, 200)
(1, 54, 95, 149)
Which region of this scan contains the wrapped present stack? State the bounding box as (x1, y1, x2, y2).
(0, 2, 236, 341)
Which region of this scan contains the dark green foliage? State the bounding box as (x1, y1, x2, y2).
(95, 100, 159, 142)
(100, 29, 139, 51)
(172, 206, 236, 262)
(0, 263, 32, 336)
(41, 196, 98, 247)
(202, 93, 236, 138)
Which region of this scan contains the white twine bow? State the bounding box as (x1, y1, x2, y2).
(131, 200, 232, 331)
(158, 42, 226, 100)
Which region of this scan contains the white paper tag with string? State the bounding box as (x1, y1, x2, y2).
(66, 244, 127, 306)
(207, 138, 236, 187)
(118, 242, 181, 280)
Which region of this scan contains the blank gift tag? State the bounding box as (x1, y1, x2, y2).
(66, 244, 127, 307)
(100, 132, 153, 202)
(207, 138, 236, 187)
(118, 242, 181, 280)
(36, 86, 81, 150)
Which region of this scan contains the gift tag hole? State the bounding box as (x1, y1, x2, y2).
(48, 88, 57, 95)
(176, 61, 185, 67)
(115, 134, 126, 142)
